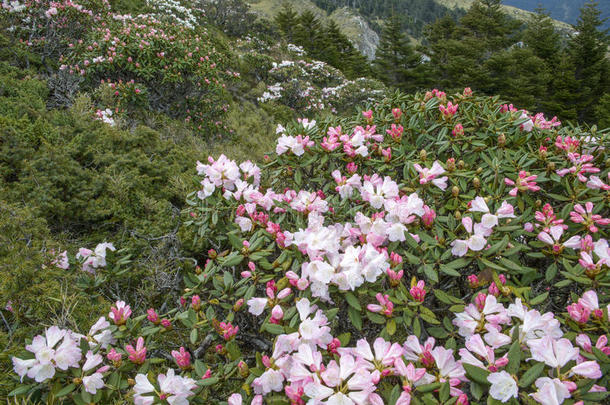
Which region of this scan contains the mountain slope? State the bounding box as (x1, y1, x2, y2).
(502, 0, 610, 30)
(247, 0, 380, 59)
(437, 0, 573, 31)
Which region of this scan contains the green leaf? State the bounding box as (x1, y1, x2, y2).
(387, 319, 396, 336)
(348, 306, 362, 331)
(518, 361, 545, 388)
(422, 265, 438, 284)
(440, 264, 461, 277)
(439, 381, 450, 402)
(8, 384, 35, 397)
(463, 363, 490, 385)
(264, 323, 285, 335)
(506, 340, 521, 374)
(545, 263, 557, 282)
(337, 332, 351, 346)
(55, 383, 76, 398)
(221, 253, 244, 267)
(433, 289, 463, 305)
(223, 271, 234, 288)
(344, 292, 362, 311)
(446, 258, 472, 272)
(200, 376, 219, 386)
(190, 328, 198, 344)
(366, 311, 387, 324)
(415, 382, 441, 393)
(529, 292, 549, 306)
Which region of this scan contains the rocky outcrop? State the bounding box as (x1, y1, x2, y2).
(329, 7, 379, 60)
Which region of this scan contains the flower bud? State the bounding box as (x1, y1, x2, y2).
(467, 274, 479, 288)
(473, 177, 480, 188)
(161, 319, 172, 330)
(457, 160, 465, 169)
(475, 293, 487, 311)
(419, 149, 427, 161)
(451, 186, 460, 197)
(191, 295, 201, 311)
(446, 158, 456, 171)
(147, 308, 159, 325)
(497, 133, 506, 146)
(238, 361, 249, 378)
(233, 298, 244, 312)
(327, 338, 341, 355)
(454, 210, 462, 220)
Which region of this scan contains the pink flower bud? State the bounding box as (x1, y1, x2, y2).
(171, 347, 191, 370)
(567, 302, 590, 323)
(233, 298, 244, 312)
(346, 162, 358, 174)
(392, 108, 402, 121)
(161, 319, 172, 329)
(409, 280, 426, 302)
(107, 348, 122, 363)
(422, 205, 436, 228)
(147, 308, 159, 324)
(271, 284, 288, 298)
(125, 337, 146, 365)
(467, 274, 479, 288)
(475, 293, 487, 311)
(327, 338, 341, 355)
(191, 295, 201, 311)
(489, 282, 500, 296)
(270, 305, 284, 324)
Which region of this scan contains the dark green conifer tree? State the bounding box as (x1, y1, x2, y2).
(275, 3, 299, 42)
(544, 52, 580, 121)
(325, 19, 370, 78)
(295, 11, 326, 60)
(523, 7, 561, 65)
(567, 0, 609, 122)
(373, 15, 423, 92)
(459, 0, 522, 92)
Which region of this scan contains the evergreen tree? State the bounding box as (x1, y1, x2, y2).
(422, 14, 460, 89)
(275, 3, 299, 42)
(325, 19, 370, 78)
(373, 15, 423, 92)
(544, 52, 580, 121)
(485, 47, 549, 112)
(295, 11, 326, 59)
(458, 0, 522, 92)
(594, 93, 610, 128)
(523, 7, 561, 64)
(568, 0, 610, 122)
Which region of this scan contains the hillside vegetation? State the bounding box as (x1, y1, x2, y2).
(0, 0, 609, 404)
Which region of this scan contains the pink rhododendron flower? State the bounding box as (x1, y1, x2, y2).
(125, 337, 146, 365)
(504, 171, 540, 196)
(108, 300, 131, 325)
(133, 368, 197, 405)
(439, 101, 458, 118)
(413, 161, 448, 190)
(569, 202, 610, 233)
(171, 347, 191, 370)
(487, 370, 518, 402)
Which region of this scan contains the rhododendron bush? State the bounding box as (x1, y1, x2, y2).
(7, 89, 610, 404)
(1, 0, 234, 131)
